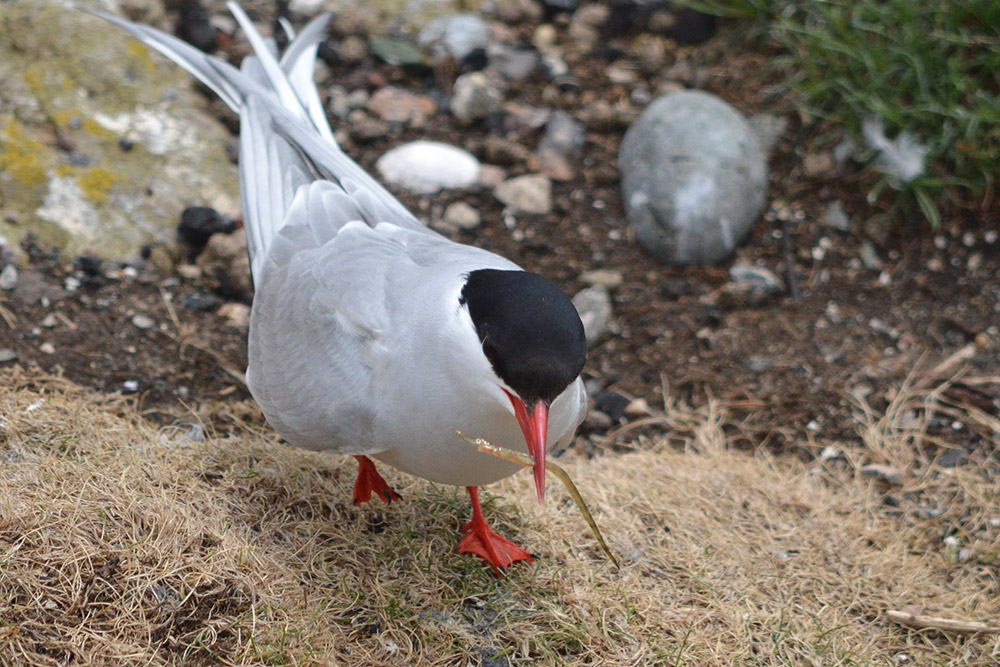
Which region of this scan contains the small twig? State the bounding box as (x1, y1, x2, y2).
(0, 299, 15, 328)
(780, 217, 801, 301)
(886, 610, 1000, 634)
(912, 344, 976, 390)
(54, 311, 78, 331)
(959, 375, 1000, 386)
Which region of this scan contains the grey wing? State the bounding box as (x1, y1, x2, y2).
(247, 218, 401, 454)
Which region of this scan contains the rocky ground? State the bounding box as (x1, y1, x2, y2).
(1, 0, 998, 467)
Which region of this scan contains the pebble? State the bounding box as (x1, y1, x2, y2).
(567, 4, 607, 48)
(0, 264, 17, 290)
(820, 446, 843, 462)
(532, 24, 558, 53)
(443, 202, 482, 230)
(533, 110, 584, 181)
(288, 0, 326, 19)
(219, 302, 251, 329)
(860, 463, 903, 486)
(376, 141, 481, 194)
(803, 150, 834, 177)
(197, 228, 253, 299)
(39, 313, 58, 328)
(418, 14, 490, 62)
(450, 72, 504, 121)
(538, 52, 569, 78)
(0, 349, 17, 363)
(748, 113, 788, 156)
(824, 200, 851, 231)
(176, 264, 202, 280)
(868, 317, 900, 340)
(148, 244, 175, 274)
(580, 269, 623, 290)
(132, 314, 155, 330)
(494, 174, 552, 214)
(122, 380, 140, 393)
(487, 46, 538, 80)
(366, 87, 436, 125)
(719, 264, 784, 306)
(572, 285, 613, 345)
(859, 242, 882, 269)
(624, 398, 650, 417)
(338, 36, 368, 64)
(39, 342, 56, 355)
(729, 264, 783, 293)
(478, 164, 507, 188)
(587, 408, 613, 430)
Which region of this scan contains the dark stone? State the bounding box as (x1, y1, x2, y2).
(937, 448, 969, 468)
(177, 206, 237, 254)
(539, 0, 580, 21)
(671, 8, 717, 45)
(73, 254, 103, 277)
(317, 41, 339, 66)
(175, 0, 219, 53)
(595, 391, 630, 424)
(182, 292, 222, 311)
(460, 47, 489, 72)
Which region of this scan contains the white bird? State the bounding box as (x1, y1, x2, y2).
(85, 2, 587, 576)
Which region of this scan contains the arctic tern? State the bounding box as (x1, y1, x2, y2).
(85, 2, 588, 577)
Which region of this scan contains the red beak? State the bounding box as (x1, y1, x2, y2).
(505, 390, 549, 504)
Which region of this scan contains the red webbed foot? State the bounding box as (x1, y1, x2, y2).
(352, 455, 402, 506)
(457, 486, 537, 577)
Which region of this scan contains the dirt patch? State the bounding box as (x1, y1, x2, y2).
(1, 4, 997, 457)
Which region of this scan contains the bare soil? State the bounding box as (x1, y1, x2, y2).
(1, 3, 998, 462)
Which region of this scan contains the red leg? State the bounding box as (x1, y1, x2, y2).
(457, 486, 536, 577)
(352, 455, 402, 506)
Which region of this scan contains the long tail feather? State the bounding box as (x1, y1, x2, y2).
(80, 3, 425, 282)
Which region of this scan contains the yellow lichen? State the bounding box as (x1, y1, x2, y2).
(127, 40, 157, 70)
(0, 121, 50, 187)
(78, 166, 117, 205)
(22, 65, 47, 98)
(82, 118, 115, 140)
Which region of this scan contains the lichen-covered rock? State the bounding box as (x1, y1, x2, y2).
(0, 0, 238, 260)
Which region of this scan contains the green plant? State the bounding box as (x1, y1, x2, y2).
(681, 0, 1000, 228)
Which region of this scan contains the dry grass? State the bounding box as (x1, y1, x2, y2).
(1, 369, 998, 666)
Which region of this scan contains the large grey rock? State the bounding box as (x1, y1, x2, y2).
(0, 0, 239, 260)
(619, 90, 767, 265)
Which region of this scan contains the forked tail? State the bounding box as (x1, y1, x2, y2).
(82, 2, 422, 282)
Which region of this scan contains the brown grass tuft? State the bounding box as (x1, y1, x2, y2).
(1, 370, 998, 665)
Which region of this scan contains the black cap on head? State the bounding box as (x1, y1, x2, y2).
(460, 269, 587, 404)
